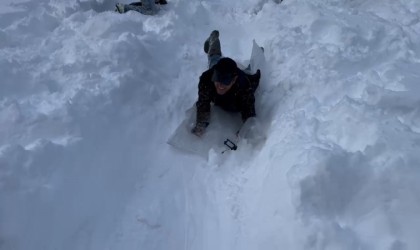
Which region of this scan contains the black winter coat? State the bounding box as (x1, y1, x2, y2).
(195, 68, 259, 126)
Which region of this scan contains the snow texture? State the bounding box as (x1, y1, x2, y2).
(1, 0, 420, 250)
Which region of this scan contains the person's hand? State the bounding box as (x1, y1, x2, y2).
(191, 122, 208, 137)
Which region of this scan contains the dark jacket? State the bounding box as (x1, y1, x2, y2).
(195, 68, 259, 126)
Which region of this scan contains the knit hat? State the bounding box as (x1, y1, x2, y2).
(212, 58, 238, 85)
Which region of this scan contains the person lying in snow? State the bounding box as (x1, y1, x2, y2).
(192, 30, 261, 137)
(115, 0, 167, 15)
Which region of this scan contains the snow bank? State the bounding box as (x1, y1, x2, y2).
(1, 0, 420, 249)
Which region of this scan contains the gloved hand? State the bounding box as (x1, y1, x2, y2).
(191, 122, 208, 137)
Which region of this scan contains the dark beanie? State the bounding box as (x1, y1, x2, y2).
(212, 57, 238, 85)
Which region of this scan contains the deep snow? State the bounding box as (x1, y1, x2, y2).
(1, 0, 420, 249)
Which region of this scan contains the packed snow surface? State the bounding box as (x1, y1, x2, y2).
(1, 0, 420, 249)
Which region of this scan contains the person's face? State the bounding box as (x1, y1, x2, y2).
(214, 75, 238, 95)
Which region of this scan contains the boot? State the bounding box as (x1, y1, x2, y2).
(129, 2, 142, 6)
(115, 3, 125, 13)
(204, 30, 221, 56)
(131, 0, 167, 5)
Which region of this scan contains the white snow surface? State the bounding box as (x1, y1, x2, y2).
(1, 0, 420, 249)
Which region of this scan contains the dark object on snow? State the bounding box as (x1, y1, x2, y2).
(223, 139, 237, 151)
(115, 0, 167, 14)
(129, 0, 167, 6)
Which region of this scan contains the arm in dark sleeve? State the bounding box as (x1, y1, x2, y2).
(195, 77, 211, 126)
(240, 86, 256, 123)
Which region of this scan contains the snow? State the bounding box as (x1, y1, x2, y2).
(1, 0, 420, 249)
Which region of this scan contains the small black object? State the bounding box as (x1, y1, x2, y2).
(224, 139, 237, 151)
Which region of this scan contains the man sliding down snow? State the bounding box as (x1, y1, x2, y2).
(115, 0, 167, 15)
(192, 30, 261, 137)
